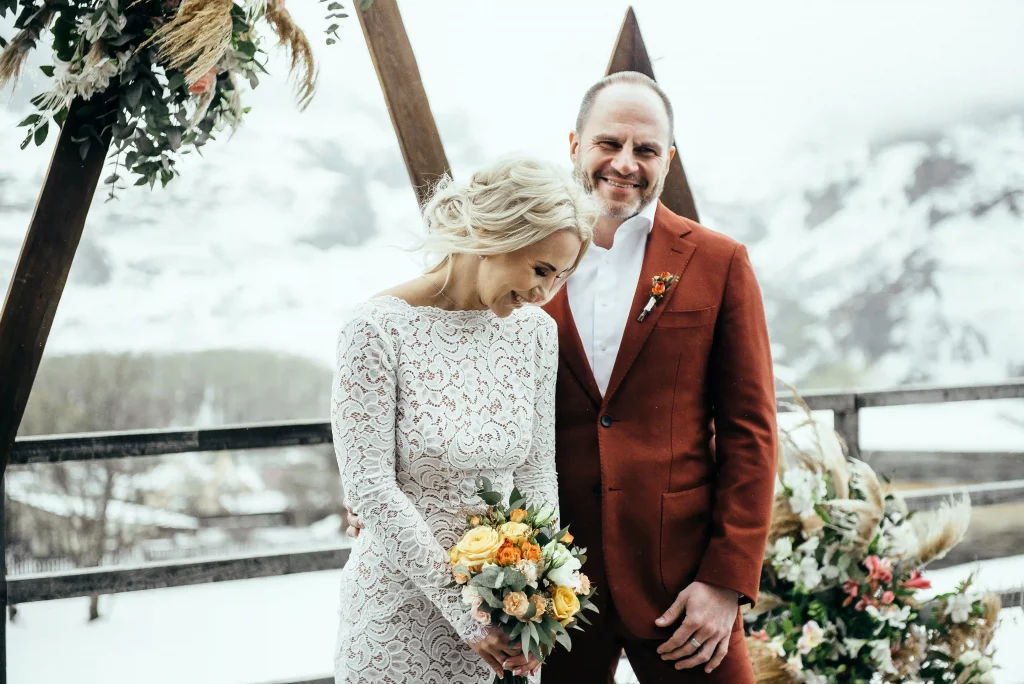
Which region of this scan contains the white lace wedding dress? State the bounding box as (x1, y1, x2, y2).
(331, 296, 558, 684)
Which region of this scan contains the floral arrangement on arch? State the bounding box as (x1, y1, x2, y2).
(745, 390, 1002, 684)
(0, 0, 371, 195)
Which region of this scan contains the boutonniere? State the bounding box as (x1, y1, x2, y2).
(637, 272, 675, 322)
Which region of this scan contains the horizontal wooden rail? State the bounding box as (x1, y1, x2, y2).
(863, 451, 1024, 483)
(7, 546, 350, 604)
(8, 381, 1022, 465)
(10, 420, 333, 465)
(902, 479, 1024, 512)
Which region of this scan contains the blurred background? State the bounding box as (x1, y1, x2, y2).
(2, 1, 1023, 682)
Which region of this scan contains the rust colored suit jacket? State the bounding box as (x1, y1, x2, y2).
(542, 201, 777, 640)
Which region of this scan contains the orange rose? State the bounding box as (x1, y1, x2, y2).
(509, 509, 528, 523)
(522, 542, 542, 563)
(468, 515, 482, 527)
(454, 572, 469, 584)
(652, 282, 666, 296)
(659, 271, 671, 279)
(560, 531, 574, 545)
(529, 594, 547, 622)
(495, 541, 523, 567)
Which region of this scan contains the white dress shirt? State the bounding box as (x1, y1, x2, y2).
(567, 200, 657, 396)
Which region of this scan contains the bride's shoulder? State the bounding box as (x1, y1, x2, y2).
(515, 305, 558, 341)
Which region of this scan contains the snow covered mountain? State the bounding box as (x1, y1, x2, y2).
(2, 84, 1022, 390)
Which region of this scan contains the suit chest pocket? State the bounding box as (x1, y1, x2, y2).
(655, 306, 717, 329)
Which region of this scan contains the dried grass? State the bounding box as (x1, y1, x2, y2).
(264, 0, 318, 109)
(145, 0, 234, 85)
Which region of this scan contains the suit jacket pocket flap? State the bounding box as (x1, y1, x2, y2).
(656, 306, 717, 329)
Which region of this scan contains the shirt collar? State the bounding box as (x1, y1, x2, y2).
(619, 199, 658, 235)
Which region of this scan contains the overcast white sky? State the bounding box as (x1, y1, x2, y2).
(4, 1, 1024, 197)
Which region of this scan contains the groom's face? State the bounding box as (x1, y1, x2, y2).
(570, 84, 675, 220)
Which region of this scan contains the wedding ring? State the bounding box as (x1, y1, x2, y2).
(690, 638, 702, 649)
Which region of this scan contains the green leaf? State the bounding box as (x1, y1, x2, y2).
(134, 176, 149, 186)
(359, 0, 374, 10)
(327, 2, 343, 9)
(103, 174, 119, 184)
(325, 37, 336, 45)
(54, 107, 68, 128)
(521, 598, 537, 622)
(479, 491, 503, 506)
(521, 621, 533, 658)
(502, 569, 527, 592)
(476, 586, 503, 610)
(509, 621, 526, 639)
(39, 65, 55, 77)
(575, 612, 592, 626)
(17, 113, 40, 127)
(19, 132, 31, 150)
(125, 80, 144, 111)
(535, 621, 553, 649)
(34, 121, 49, 146)
(167, 72, 186, 91)
(554, 628, 572, 651)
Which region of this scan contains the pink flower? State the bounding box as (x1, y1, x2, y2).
(752, 629, 770, 642)
(903, 570, 932, 591)
(842, 579, 860, 607)
(864, 555, 893, 585)
(881, 591, 895, 605)
(471, 597, 491, 625)
(188, 69, 218, 95)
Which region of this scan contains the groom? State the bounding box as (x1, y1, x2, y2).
(534, 72, 777, 682)
(346, 72, 777, 682)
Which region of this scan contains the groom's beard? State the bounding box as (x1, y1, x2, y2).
(573, 161, 667, 221)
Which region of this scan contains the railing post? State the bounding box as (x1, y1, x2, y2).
(1, 472, 7, 684)
(834, 407, 861, 461)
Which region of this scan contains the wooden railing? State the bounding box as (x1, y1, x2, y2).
(3, 380, 1024, 684)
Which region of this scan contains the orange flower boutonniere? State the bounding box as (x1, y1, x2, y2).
(637, 271, 675, 322)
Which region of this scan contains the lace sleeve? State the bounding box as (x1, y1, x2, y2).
(513, 315, 560, 527)
(331, 313, 489, 644)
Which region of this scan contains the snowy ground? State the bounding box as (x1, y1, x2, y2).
(6, 556, 1023, 684)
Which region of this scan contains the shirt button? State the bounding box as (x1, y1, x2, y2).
(600, 415, 613, 428)
(600, 344, 608, 351)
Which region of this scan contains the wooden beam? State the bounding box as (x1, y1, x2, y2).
(356, 0, 450, 205)
(857, 380, 1024, 408)
(605, 7, 699, 222)
(10, 420, 333, 465)
(863, 450, 1024, 483)
(0, 96, 115, 474)
(7, 546, 350, 604)
(902, 479, 1024, 512)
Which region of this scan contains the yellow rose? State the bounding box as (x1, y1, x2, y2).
(503, 591, 530, 620)
(509, 509, 529, 523)
(448, 546, 461, 566)
(499, 521, 532, 543)
(454, 526, 503, 567)
(551, 585, 581, 623)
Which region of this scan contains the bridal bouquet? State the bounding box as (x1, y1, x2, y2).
(745, 392, 1001, 684)
(448, 477, 598, 684)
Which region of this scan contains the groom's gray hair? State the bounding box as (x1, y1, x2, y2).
(575, 72, 674, 140)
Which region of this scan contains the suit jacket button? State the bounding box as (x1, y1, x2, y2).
(600, 415, 613, 428)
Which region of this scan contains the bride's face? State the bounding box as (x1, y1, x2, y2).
(477, 231, 582, 318)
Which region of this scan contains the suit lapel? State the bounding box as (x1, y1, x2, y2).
(603, 202, 696, 403)
(544, 288, 602, 408)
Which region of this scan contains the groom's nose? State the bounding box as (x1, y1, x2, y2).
(610, 148, 639, 177)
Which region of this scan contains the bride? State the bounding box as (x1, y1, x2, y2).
(331, 158, 596, 683)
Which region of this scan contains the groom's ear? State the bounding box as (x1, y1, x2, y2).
(569, 131, 580, 163)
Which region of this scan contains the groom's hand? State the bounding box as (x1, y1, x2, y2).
(655, 581, 739, 673)
(344, 508, 363, 538)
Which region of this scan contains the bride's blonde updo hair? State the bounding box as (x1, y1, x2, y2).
(420, 157, 597, 274)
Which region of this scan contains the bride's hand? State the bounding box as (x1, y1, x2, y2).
(469, 626, 518, 677)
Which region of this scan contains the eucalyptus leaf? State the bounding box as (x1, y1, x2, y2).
(33, 120, 48, 146)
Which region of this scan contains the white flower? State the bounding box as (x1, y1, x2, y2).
(799, 556, 823, 591)
(766, 637, 787, 658)
(796, 620, 825, 654)
(946, 594, 974, 624)
(533, 504, 557, 527)
(547, 555, 582, 588)
(979, 674, 995, 684)
(800, 672, 828, 684)
(866, 604, 912, 631)
(869, 640, 897, 674)
(781, 560, 802, 583)
(797, 536, 819, 555)
(783, 469, 820, 518)
(977, 656, 993, 673)
(772, 537, 793, 560)
(785, 654, 804, 673)
(515, 560, 540, 587)
(843, 638, 867, 657)
(958, 649, 982, 667)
